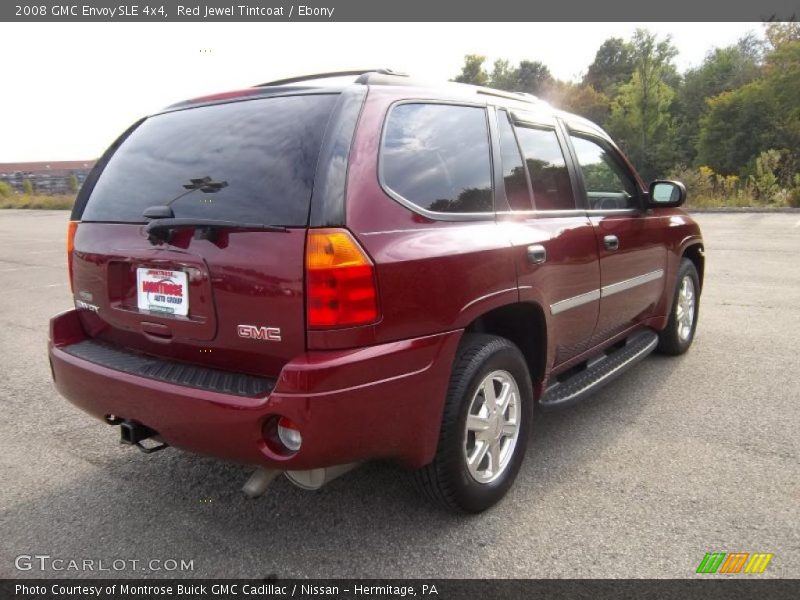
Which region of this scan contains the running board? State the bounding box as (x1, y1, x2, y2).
(540, 330, 659, 410)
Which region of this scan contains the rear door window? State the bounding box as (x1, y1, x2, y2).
(497, 110, 532, 211)
(381, 103, 493, 214)
(513, 125, 575, 211)
(81, 94, 338, 226)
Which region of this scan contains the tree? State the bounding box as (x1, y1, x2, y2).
(68, 174, 79, 194)
(22, 179, 33, 195)
(697, 31, 800, 175)
(697, 83, 779, 174)
(515, 60, 553, 96)
(764, 21, 800, 51)
(547, 82, 611, 125)
(674, 35, 762, 163)
(583, 37, 635, 96)
(0, 181, 13, 198)
(453, 54, 489, 86)
(490, 59, 517, 91)
(606, 30, 679, 179)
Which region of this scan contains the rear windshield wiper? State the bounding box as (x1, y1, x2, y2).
(145, 217, 287, 244)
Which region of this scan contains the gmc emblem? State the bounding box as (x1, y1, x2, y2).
(237, 324, 282, 342)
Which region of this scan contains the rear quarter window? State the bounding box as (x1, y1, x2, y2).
(380, 103, 493, 214)
(80, 94, 338, 226)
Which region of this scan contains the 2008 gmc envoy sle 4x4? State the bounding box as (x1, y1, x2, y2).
(49, 69, 704, 513)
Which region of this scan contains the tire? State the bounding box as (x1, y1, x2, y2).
(657, 258, 700, 355)
(414, 334, 533, 513)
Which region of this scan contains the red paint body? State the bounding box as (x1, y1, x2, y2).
(48, 80, 703, 470)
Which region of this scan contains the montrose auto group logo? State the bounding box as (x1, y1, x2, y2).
(141, 270, 184, 314)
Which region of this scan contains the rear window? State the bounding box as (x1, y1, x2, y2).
(380, 103, 492, 214)
(81, 94, 338, 225)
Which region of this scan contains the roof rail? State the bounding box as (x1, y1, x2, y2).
(255, 69, 407, 87)
(475, 87, 544, 104)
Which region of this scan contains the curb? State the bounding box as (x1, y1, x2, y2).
(686, 207, 800, 213)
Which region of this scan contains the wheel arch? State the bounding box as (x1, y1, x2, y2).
(463, 302, 547, 395)
(682, 242, 705, 293)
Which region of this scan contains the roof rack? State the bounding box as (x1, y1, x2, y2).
(255, 69, 408, 87)
(475, 87, 544, 104)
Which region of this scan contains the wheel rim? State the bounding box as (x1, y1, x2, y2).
(676, 275, 696, 342)
(463, 370, 521, 484)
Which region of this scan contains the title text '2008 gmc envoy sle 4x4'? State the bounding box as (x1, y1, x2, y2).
(49, 69, 704, 513)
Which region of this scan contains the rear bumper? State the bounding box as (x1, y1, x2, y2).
(49, 309, 461, 470)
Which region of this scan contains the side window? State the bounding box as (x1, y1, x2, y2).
(569, 134, 639, 210)
(381, 103, 492, 214)
(497, 110, 532, 210)
(513, 126, 574, 211)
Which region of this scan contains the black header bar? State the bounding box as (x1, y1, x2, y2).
(2, 0, 798, 22)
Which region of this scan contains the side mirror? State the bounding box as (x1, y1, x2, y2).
(647, 180, 686, 208)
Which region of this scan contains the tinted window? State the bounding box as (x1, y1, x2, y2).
(570, 135, 638, 210)
(82, 94, 338, 225)
(381, 103, 492, 213)
(514, 126, 574, 211)
(497, 110, 531, 210)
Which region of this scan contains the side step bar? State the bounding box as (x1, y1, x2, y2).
(540, 329, 659, 410)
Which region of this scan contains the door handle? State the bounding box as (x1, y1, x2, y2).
(603, 235, 619, 251)
(527, 244, 546, 264)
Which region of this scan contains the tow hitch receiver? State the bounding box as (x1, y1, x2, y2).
(116, 418, 169, 454)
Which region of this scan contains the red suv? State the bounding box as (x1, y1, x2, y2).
(49, 69, 704, 512)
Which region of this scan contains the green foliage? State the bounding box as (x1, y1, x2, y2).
(604, 30, 678, 180)
(548, 82, 611, 124)
(68, 174, 79, 194)
(22, 179, 33, 195)
(750, 149, 782, 202)
(451, 25, 800, 208)
(453, 54, 489, 86)
(675, 36, 762, 163)
(0, 194, 75, 210)
(515, 60, 552, 95)
(697, 82, 778, 173)
(584, 37, 636, 96)
(0, 181, 13, 198)
(698, 34, 800, 175)
(490, 59, 517, 91)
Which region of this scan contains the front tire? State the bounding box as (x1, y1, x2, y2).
(414, 334, 533, 513)
(657, 258, 700, 355)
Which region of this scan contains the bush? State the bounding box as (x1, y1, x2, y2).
(0, 194, 75, 210)
(0, 181, 13, 198)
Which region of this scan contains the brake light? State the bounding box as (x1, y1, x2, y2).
(305, 229, 379, 328)
(66, 220, 78, 292)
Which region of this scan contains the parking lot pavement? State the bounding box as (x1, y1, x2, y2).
(0, 209, 797, 579)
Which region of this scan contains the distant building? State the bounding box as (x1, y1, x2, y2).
(0, 160, 96, 195)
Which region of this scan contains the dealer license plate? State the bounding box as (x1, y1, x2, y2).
(136, 268, 189, 316)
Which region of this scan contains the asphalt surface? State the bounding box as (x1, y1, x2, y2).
(0, 210, 797, 579)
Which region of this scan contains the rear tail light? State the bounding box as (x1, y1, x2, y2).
(66, 220, 78, 292)
(277, 417, 302, 452)
(305, 229, 379, 328)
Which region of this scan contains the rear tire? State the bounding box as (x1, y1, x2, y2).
(414, 334, 533, 513)
(657, 258, 700, 355)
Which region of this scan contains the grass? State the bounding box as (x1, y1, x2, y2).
(0, 192, 793, 211)
(0, 194, 76, 209)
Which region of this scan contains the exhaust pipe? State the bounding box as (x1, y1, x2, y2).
(118, 420, 168, 454)
(242, 467, 282, 498)
(285, 463, 361, 490)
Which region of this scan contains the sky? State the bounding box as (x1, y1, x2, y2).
(0, 22, 763, 162)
